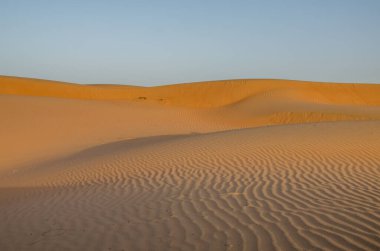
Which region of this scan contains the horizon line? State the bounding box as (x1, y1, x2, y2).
(1, 74, 379, 87)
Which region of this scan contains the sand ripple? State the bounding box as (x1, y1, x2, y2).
(0, 121, 379, 250)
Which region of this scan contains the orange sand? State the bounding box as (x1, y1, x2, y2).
(0, 76, 379, 250)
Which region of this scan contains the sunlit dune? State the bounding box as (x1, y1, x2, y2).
(0, 76, 379, 250)
(2, 75, 380, 106)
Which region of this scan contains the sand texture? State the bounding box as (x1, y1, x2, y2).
(0, 76, 380, 250)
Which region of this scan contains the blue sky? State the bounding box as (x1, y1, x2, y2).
(1, 0, 380, 85)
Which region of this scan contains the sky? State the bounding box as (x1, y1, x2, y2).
(1, 0, 380, 86)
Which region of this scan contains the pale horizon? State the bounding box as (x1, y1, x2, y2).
(2, 74, 379, 87)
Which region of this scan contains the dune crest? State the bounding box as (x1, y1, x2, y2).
(1, 75, 380, 107)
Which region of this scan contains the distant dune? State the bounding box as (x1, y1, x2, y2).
(1, 75, 380, 106)
(0, 76, 379, 250)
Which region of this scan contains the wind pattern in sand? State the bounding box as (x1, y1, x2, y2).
(1, 77, 380, 250)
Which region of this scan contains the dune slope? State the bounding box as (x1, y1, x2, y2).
(1, 76, 380, 169)
(0, 76, 380, 250)
(1, 122, 380, 250)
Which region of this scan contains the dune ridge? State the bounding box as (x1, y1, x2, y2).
(0, 76, 380, 250)
(1, 75, 380, 107)
(1, 76, 380, 170)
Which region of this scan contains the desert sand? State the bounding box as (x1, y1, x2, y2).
(0, 75, 379, 250)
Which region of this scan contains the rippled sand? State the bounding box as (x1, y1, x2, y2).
(1, 76, 379, 250)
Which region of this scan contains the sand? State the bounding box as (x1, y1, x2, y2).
(0, 76, 379, 250)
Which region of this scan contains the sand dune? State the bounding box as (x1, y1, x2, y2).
(2, 76, 380, 107)
(0, 76, 379, 250)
